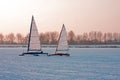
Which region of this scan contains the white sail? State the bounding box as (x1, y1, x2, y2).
(28, 16, 41, 51)
(56, 24, 68, 53)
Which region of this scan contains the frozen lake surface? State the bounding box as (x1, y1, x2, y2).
(0, 48, 120, 80)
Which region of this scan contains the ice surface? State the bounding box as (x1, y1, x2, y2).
(0, 48, 120, 80)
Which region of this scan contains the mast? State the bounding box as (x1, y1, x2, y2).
(27, 16, 33, 52)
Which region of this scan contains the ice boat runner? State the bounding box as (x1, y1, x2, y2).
(48, 24, 70, 56)
(19, 16, 48, 56)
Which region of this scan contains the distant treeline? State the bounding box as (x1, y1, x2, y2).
(0, 31, 120, 45)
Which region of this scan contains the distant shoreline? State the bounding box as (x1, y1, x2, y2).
(0, 44, 120, 48)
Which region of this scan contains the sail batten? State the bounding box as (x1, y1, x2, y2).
(56, 24, 68, 54)
(28, 16, 41, 51)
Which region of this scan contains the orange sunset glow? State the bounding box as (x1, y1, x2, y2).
(0, 0, 120, 35)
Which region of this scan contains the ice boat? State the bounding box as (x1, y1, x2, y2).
(48, 24, 70, 56)
(19, 16, 48, 56)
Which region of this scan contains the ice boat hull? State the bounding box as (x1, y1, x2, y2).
(19, 52, 48, 56)
(48, 53, 70, 56)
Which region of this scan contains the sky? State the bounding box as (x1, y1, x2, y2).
(0, 0, 120, 35)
